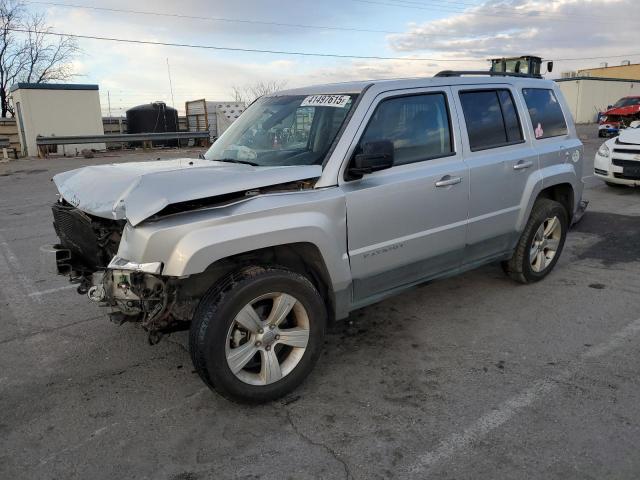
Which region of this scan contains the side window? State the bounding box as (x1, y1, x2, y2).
(498, 90, 523, 143)
(359, 93, 453, 166)
(459, 89, 523, 151)
(522, 88, 568, 139)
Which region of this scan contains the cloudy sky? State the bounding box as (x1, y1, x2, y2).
(22, 0, 640, 115)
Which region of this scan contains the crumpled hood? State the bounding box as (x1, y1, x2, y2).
(52, 159, 322, 226)
(618, 127, 640, 145)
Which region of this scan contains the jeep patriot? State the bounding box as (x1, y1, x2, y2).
(45, 73, 586, 402)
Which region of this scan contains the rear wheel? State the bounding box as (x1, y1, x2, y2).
(189, 266, 327, 403)
(502, 198, 568, 284)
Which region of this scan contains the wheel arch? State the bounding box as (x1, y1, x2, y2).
(536, 182, 574, 220)
(180, 242, 339, 322)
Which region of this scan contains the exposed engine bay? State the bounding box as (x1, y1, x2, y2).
(51, 200, 196, 343)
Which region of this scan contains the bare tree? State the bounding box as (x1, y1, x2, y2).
(0, 0, 79, 117)
(231, 80, 288, 105)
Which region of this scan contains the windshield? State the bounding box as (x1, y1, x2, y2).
(204, 94, 357, 167)
(613, 97, 640, 108)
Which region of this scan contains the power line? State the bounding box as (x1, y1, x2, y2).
(353, 0, 625, 24)
(25, 0, 404, 35)
(24, 0, 485, 39)
(545, 53, 640, 62)
(29, 0, 610, 29)
(5, 27, 483, 62)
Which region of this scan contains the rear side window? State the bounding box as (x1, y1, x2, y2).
(459, 89, 523, 151)
(359, 93, 453, 166)
(522, 88, 567, 139)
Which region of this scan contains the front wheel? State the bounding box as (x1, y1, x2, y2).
(502, 198, 568, 284)
(189, 266, 327, 403)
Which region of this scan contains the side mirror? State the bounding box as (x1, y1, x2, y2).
(348, 140, 394, 179)
(547, 61, 554, 73)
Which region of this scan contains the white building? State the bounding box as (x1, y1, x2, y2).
(555, 77, 640, 124)
(10, 83, 105, 157)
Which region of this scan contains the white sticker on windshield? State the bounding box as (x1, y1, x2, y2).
(301, 95, 350, 108)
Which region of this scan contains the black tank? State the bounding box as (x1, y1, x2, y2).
(126, 102, 179, 146)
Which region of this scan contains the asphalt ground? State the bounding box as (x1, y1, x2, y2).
(1, 125, 640, 479)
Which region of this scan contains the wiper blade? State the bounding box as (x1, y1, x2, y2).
(215, 158, 259, 167)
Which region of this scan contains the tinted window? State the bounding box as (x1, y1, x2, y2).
(498, 90, 523, 143)
(359, 93, 453, 166)
(459, 90, 523, 151)
(522, 88, 567, 139)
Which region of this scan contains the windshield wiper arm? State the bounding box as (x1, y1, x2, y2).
(215, 158, 260, 167)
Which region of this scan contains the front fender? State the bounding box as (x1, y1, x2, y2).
(118, 189, 352, 292)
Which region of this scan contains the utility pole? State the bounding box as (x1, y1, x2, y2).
(107, 90, 112, 118)
(167, 58, 176, 109)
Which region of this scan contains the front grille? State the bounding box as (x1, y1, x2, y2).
(614, 172, 640, 180)
(613, 148, 640, 155)
(612, 158, 640, 167)
(52, 202, 104, 270)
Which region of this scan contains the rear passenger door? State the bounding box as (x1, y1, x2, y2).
(452, 85, 539, 264)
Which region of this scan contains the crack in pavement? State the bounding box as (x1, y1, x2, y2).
(284, 407, 352, 480)
(165, 336, 190, 355)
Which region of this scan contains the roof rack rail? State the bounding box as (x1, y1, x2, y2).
(434, 70, 542, 79)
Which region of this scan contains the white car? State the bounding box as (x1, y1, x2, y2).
(594, 121, 640, 187)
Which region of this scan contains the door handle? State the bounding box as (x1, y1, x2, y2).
(435, 175, 462, 187)
(513, 160, 533, 170)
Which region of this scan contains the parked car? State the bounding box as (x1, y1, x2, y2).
(598, 96, 640, 137)
(44, 74, 586, 403)
(594, 120, 640, 187)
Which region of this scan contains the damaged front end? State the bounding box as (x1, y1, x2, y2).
(90, 267, 192, 344)
(43, 200, 194, 343)
(44, 159, 323, 343)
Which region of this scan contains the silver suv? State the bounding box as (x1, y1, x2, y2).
(45, 73, 585, 403)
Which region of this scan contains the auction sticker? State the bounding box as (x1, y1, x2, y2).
(301, 95, 350, 108)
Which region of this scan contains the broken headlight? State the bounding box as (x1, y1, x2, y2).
(107, 256, 163, 275)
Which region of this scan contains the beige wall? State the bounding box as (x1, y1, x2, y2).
(578, 64, 640, 81)
(11, 86, 105, 157)
(557, 79, 640, 124)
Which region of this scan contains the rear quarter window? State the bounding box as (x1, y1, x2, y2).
(522, 88, 568, 139)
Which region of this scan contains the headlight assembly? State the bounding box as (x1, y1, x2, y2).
(108, 256, 163, 274)
(597, 143, 610, 158)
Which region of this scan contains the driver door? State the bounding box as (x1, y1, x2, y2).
(341, 88, 469, 304)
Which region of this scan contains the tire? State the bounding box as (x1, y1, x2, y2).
(502, 198, 568, 284)
(189, 266, 327, 403)
(598, 131, 604, 138)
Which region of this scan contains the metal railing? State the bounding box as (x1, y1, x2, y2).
(36, 131, 210, 146)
